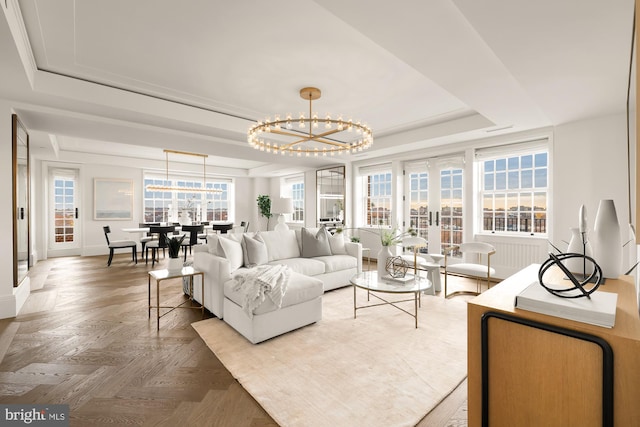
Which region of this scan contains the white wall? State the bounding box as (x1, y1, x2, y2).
(553, 114, 630, 249)
(234, 177, 253, 231)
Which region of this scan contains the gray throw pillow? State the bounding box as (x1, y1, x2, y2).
(301, 227, 332, 258)
(242, 232, 268, 267)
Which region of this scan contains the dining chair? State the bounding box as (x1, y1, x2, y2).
(179, 224, 204, 261)
(197, 221, 209, 243)
(139, 222, 159, 256)
(443, 242, 496, 298)
(103, 226, 138, 266)
(211, 223, 234, 234)
(145, 225, 176, 266)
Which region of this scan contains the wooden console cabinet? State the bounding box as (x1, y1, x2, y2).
(468, 264, 640, 427)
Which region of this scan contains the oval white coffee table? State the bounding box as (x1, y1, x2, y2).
(350, 271, 432, 328)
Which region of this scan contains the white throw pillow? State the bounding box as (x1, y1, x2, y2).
(261, 230, 300, 261)
(242, 232, 268, 267)
(207, 234, 222, 256)
(329, 232, 347, 255)
(218, 236, 244, 272)
(301, 227, 332, 258)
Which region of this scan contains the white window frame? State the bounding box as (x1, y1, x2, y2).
(360, 164, 393, 226)
(476, 140, 549, 237)
(143, 172, 234, 223)
(281, 174, 305, 223)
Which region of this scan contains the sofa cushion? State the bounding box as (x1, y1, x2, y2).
(269, 258, 326, 276)
(301, 227, 332, 258)
(313, 254, 357, 273)
(224, 271, 323, 315)
(242, 232, 268, 267)
(328, 232, 347, 255)
(261, 230, 301, 261)
(219, 236, 244, 272)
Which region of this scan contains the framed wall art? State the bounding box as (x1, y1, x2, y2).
(94, 178, 133, 220)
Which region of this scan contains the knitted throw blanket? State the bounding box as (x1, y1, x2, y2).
(232, 264, 291, 318)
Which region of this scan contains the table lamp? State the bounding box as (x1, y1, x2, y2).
(271, 197, 294, 232)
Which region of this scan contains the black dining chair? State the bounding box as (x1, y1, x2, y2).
(211, 223, 234, 234)
(103, 226, 138, 266)
(145, 225, 176, 266)
(180, 224, 204, 260)
(139, 222, 160, 256)
(197, 222, 209, 243)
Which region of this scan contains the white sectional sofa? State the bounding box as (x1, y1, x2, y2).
(192, 228, 362, 343)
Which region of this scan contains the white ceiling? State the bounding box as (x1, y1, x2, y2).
(0, 0, 634, 176)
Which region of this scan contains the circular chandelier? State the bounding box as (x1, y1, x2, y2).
(247, 87, 373, 156)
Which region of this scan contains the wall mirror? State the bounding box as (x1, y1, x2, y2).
(316, 165, 345, 229)
(13, 114, 30, 287)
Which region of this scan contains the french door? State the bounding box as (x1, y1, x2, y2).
(404, 157, 464, 256)
(48, 167, 81, 255)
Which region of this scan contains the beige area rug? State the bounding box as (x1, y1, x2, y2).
(192, 287, 468, 427)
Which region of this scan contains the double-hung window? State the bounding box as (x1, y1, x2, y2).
(281, 175, 305, 223)
(361, 164, 393, 226)
(143, 173, 233, 223)
(477, 140, 549, 235)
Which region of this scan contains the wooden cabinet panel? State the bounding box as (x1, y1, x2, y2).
(468, 264, 640, 427)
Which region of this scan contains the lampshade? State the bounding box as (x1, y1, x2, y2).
(271, 197, 294, 214)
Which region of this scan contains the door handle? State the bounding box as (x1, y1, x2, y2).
(435, 211, 440, 226)
(429, 211, 432, 226)
(75, 208, 79, 219)
(19, 207, 24, 220)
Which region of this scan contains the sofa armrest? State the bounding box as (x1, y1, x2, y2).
(345, 241, 363, 273)
(193, 244, 208, 253)
(193, 251, 231, 318)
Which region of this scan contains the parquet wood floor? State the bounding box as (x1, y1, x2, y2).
(0, 254, 476, 426)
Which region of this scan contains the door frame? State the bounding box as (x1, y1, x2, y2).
(46, 163, 83, 257)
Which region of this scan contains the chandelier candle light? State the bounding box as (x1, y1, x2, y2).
(247, 87, 373, 156)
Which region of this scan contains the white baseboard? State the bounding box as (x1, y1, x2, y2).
(0, 277, 31, 319)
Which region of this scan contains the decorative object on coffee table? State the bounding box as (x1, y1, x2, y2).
(386, 256, 409, 278)
(377, 245, 393, 278)
(377, 226, 416, 278)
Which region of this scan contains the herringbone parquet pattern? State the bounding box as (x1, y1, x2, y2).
(0, 254, 276, 426)
(0, 253, 472, 426)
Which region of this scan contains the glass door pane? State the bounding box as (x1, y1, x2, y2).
(408, 171, 429, 242)
(440, 168, 464, 253)
(49, 168, 81, 253)
(405, 158, 464, 257)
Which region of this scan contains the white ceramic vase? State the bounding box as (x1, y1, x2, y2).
(168, 257, 183, 272)
(377, 246, 392, 278)
(179, 211, 192, 226)
(566, 227, 593, 275)
(593, 199, 622, 278)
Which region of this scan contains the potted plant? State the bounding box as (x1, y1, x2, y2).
(257, 195, 273, 230)
(377, 226, 416, 277)
(166, 234, 186, 271)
